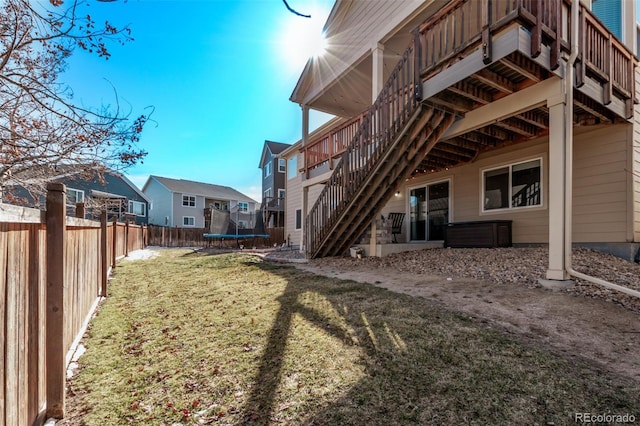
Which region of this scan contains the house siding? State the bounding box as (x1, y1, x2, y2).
(173, 192, 204, 228)
(633, 67, 640, 242)
(383, 125, 631, 245)
(145, 179, 173, 226)
(573, 125, 630, 242)
(307, 0, 430, 104)
(284, 153, 303, 247)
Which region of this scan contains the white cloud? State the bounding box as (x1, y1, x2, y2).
(240, 185, 262, 203)
(125, 174, 150, 190)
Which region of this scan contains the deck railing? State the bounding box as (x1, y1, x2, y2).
(302, 113, 365, 176)
(302, 0, 636, 174)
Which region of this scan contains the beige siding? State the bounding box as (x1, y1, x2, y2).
(284, 152, 303, 247)
(633, 67, 640, 242)
(382, 125, 631, 244)
(573, 125, 630, 242)
(308, 0, 430, 103)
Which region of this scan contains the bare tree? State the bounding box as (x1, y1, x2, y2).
(282, 0, 311, 18)
(0, 0, 151, 199)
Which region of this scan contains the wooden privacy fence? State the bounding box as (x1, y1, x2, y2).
(0, 183, 146, 425)
(146, 225, 285, 248)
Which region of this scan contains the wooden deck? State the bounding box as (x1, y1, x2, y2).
(302, 0, 635, 178)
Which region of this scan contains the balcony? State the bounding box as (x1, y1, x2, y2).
(301, 0, 636, 179)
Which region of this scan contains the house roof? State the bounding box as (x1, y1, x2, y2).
(259, 140, 291, 168)
(8, 163, 151, 203)
(147, 176, 258, 204)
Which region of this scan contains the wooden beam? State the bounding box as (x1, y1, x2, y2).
(443, 77, 562, 140)
(516, 109, 549, 129)
(499, 56, 542, 83)
(447, 82, 492, 105)
(473, 69, 516, 94)
(495, 118, 537, 137)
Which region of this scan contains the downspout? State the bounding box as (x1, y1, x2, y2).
(563, 0, 640, 299)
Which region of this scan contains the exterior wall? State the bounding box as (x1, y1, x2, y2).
(172, 192, 204, 228)
(633, 67, 640, 242)
(385, 124, 632, 244)
(284, 151, 303, 247)
(261, 151, 276, 199)
(306, 0, 431, 104)
(573, 125, 630, 242)
(145, 179, 173, 226)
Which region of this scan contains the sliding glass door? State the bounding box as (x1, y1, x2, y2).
(409, 181, 449, 241)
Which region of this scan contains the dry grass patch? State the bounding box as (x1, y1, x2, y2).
(62, 249, 640, 425)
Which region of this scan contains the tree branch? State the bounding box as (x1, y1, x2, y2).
(282, 0, 310, 18)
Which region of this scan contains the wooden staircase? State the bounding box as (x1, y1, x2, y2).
(305, 37, 454, 258)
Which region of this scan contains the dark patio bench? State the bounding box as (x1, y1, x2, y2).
(443, 220, 512, 248)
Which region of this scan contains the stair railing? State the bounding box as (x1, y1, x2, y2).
(305, 33, 422, 257)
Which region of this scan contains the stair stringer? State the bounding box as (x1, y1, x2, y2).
(311, 106, 455, 258)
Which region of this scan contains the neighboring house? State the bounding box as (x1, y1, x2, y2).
(259, 140, 291, 228)
(286, 0, 640, 282)
(3, 166, 150, 225)
(142, 175, 258, 230)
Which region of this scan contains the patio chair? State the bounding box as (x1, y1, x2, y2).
(387, 212, 405, 243)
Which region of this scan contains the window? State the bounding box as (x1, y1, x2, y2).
(128, 200, 146, 217)
(278, 189, 285, 204)
(287, 156, 298, 179)
(183, 216, 195, 227)
(182, 195, 196, 207)
(238, 220, 248, 229)
(278, 158, 286, 173)
(67, 188, 84, 205)
(264, 162, 272, 178)
(238, 202, 248, 212)
(483, 159, 542, 211)
(264, 188, 272, 199)
(295, 209, 302, 230)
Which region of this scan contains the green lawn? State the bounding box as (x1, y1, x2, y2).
(66, 249, 639, 425)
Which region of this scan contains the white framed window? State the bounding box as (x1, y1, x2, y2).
(482, 158, 542, 212)
(264, 188, 272, 199)
(287, 156, 298, 179)
(182, 194, 196, 207)
(295, 209, 302, 230)
(238, 202, 248, 212)
(278, 189, 285, 203)
(238, 220, 248, 229)
(128, 200, 146, 217)
(182, 216, 195, 227)
(278, 158, 286, 173)
(264, 162, 272, 178)
(67, 188, 84, 205)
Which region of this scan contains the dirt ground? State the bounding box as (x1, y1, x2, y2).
(290, 260, 640, 384)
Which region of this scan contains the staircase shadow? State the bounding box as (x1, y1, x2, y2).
(236, 259, 637, 425)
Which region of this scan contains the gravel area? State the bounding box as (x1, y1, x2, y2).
(307, 247, 640, 313)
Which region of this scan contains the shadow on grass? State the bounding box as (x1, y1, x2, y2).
(238, 259, 640, 425)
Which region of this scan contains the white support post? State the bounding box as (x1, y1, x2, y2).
(546, 94, 569, 280)
(301, 104, 310, 147)
(369, 43, 385, 256)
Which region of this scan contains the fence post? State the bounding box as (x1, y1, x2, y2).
(75, 202, 85, 219)
(111, 217, 117, 270)
(125, 221, 129, 257)
(46, 183, 66, 419)
(100, 211, 108, 297)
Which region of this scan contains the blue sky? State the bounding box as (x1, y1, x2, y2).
(61, 0, 333, 202)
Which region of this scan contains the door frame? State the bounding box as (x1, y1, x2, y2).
(407, 177, 453, 242)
